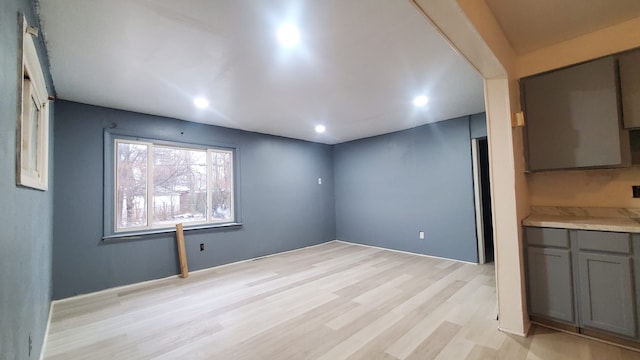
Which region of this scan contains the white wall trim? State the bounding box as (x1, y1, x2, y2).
(39, 301, 54, 360)
(498, 321, 530, 337)
(52, 239, 479, 307)
(52, 241, 334, 304)
(334, 240, 479, 265)
(472, 138, 486, 264)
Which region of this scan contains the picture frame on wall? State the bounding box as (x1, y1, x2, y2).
(17, 14, 50, 191)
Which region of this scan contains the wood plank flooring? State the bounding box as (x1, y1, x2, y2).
(43, 241, 640, 359)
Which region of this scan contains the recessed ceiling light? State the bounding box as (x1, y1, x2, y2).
(315, 125, 326, 133)
(413, 95, 429, 107)
(194, 97, 209, 109)
(277, 24, 300, 48)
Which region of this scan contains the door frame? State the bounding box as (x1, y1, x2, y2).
(472, 138, 486, 264)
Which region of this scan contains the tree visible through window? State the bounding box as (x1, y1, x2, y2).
(211, 151, 233, 220)
(115, 139, 234, 232)
(116, 141, 148, 229)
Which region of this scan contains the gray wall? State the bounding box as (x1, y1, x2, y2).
(53, 101, 336, 299)
(0, 0, 55, 359)
(470, 112, 487, 138)
(334, 115, 484, 262)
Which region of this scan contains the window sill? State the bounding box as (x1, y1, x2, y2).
(102, 222, 243, 243)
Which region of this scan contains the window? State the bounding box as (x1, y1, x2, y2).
(17, 16, 49, 190)
(114, 139, 235, 232)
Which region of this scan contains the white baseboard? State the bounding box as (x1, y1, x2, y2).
(498, 324, 530, 337)
(39, 301, 54, 360)
(334, 239, 479, 265)
(54, 239, 476, 305)
(53, 240, 334, 304)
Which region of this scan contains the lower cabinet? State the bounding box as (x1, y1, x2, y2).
(577, 252, 636, 337)
(575, 230, 637, 338)
(527, 246, 574, 323)
(525, 227, 639, 342)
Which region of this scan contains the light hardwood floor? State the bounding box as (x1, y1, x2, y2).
(44, 241, 640, 359)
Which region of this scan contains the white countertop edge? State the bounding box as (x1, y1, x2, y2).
(523, 215, 640, 233)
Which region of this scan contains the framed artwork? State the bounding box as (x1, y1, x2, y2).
(17, 15, 49, 191)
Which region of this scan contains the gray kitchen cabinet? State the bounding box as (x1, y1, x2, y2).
(576, 230, 636, 338)
(527, 246, 575, 323)
(619, 49, 640, 129)
(577, 252, 635, 337)
(525, 227, 575, 324)
(525, 227, 640, 342)
(521, 56, 630, 171)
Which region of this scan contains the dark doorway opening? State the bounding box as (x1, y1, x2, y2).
(478, 138, 494, 263)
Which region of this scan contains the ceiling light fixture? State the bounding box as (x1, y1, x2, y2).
(413, 95, 429, 107)
(315, 125, 326, 133)
(277, 24, 300, 48)
(193, 97, 209, 109)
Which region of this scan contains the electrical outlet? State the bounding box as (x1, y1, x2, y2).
(633, 186, 640, 198)
(200, 243, 204, 251)
(28, 332, 32, 357)
(419, 231, 425, 240)
(318, 177, 322, 185)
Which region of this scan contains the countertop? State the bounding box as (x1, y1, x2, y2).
(523, 207, 640, 233)
(523, 214, 640, 233)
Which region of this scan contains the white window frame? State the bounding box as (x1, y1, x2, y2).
(17, 16, 49, 191)
(114, 139, 151, 233)
(207, 148, 235, 225)
(113, 138, 235, 233)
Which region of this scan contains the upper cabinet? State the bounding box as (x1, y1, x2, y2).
(521, 56, 630, 172)
(619, 49, 640, 129)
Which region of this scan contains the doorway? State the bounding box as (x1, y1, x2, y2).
(472, 137, 494, 264)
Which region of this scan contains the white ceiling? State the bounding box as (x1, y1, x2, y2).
(38, 0, 485, 144)
(485, 0, 640, 54)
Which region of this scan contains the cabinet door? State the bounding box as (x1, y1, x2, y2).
(620, 49, 640, 129)
(527, 247, 575, 323)
(578, 252, 636, 337)
(522, 56, 628, 171)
